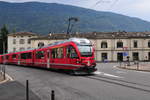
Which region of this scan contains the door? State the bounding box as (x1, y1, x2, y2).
(18, 54, 20, 65)
(35, 50, 46, 67)
(47, 49, 50, 68)
(133, 52, 139, 61)
(66, 45, 79, 67)
(117, 53, 123, 61)
(101, 53, 107, 62)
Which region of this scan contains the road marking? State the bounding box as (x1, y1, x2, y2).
(0, 73, 13, 84)
(113, 66, 117, 68)
(94, 71, 123, 78)
(134, 71, 150, 74)
(116, 71, 126, 74)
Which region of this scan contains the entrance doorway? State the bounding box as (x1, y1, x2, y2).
(132, 52, 139, 61)
(101, 53, 107, 62)
(117, 53, 123, 61)
(148, 52, 150, 60)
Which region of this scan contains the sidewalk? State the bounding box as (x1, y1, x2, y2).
(0, 81, 41, 100)
(118, 62, 150, 72)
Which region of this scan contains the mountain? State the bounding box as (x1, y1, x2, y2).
(0, 1, 150, 34)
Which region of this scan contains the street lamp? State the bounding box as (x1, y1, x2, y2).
(67, 17, 79, 35)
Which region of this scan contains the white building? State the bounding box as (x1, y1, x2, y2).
(7, 32, 38, 53)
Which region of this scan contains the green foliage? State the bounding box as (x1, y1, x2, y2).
(0, 24, 9, 54)
(0, 2, 150, 34)
(0, 24, 9, 39)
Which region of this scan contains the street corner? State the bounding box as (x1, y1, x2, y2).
(0, 81, 41, 100)
(0, 72, 13, 85)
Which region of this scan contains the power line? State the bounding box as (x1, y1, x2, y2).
(91, 0, 119, 10)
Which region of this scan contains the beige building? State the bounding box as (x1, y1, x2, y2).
(30, 32, 150, 62)
(8, 32, 150, 62)
(7, 32, 38, 53)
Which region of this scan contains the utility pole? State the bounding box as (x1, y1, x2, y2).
(66, 17, 79, 35)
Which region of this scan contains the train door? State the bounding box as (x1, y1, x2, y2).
(18, 54, 20, 65)
(51, 47, 66, 69)
(35, 50, 46, 67)
(66, 45, 79, 66)
(47, 49, 50, 68)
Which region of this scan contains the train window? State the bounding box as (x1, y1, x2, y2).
(67, 46, 78, 59)
(51, 48, 64, 59)
(52, 48, 57, 58)
(21, 52, 32, 59)
(2, 56, 4, 60)
(57, 48, 63, 58)
(47, 51, 50, 58)
(27, 53, 32, 59)
(36, 51, 44, 59)
(21, 53, 26, 59)
(12, 54, 17, 59)
(78, 45, 92, 57)
(6, 55, 9, 60)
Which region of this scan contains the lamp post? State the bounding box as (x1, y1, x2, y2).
(67, 17, 78, 35)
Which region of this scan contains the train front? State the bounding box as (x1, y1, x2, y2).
(71, 38, 97, 74)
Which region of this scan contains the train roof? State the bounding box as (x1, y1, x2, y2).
(4, 38, 91, 54)
(41, 38, 92, 49)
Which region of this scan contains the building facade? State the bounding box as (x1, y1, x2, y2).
(7, 32, 150, 62)
(30, 32, 150, 62)
(7, 32, 38, 53)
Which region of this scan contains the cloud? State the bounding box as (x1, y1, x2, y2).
(0, 0, 150, 21)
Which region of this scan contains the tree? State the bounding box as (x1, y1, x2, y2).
(0, 25, 9, 54)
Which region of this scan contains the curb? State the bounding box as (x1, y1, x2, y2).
(117, 66, 150, 72)
(0, 73, 13, 84)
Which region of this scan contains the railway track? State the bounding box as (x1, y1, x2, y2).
(85, 75, 150, 93)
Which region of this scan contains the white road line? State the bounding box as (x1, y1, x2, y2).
(116, 71, 126, 74)
(113, 65, 120, 68)
(134, 71, 150, 74)
(0, 73, 14, 84)
(94, 71, 123, 78)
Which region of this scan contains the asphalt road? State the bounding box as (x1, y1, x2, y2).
(4, 62, 150, 100)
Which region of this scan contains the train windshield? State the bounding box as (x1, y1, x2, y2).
(78, 45, 92, 57)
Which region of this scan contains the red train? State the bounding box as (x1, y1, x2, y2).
(0, 38, 97, 74)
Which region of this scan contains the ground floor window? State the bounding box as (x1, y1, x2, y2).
(132, 52, 139, 61)
(101, 53, 107, 61)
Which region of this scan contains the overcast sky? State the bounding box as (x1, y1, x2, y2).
(0, 0, 150, 22)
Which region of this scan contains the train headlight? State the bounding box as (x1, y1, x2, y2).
(76, 59, 80, 63)
(87, 61, 90, 66)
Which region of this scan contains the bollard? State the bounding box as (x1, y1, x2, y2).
(119, 61, 122, 67)
(26, 80, 29, 100)
(3, 65, 5, 80)
(51, 90, 55, 100)
(137, 62, 139, 70)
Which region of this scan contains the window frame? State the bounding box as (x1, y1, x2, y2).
(117, 41, 123, 48)
(101, 42, 108, 48)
